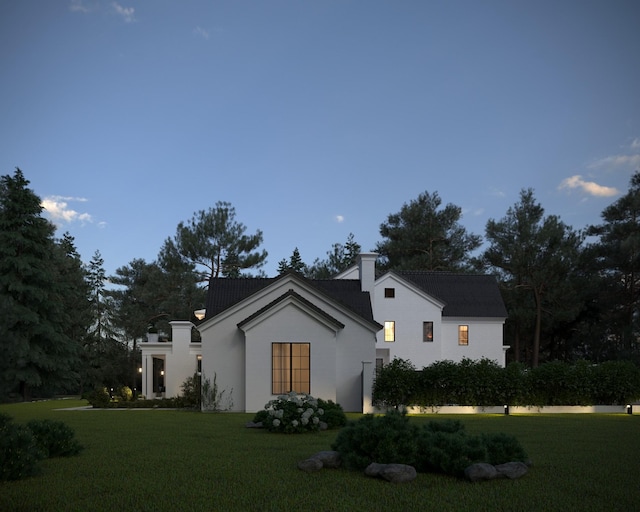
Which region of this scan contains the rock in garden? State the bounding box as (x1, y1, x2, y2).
(298, 458, 324, 472)
(245, 421, 263, 428)
(495, 461, 529, 479)
(311, 450, 341, 469)
(464, 463, 500, 482)
(365, 463, 417, 483)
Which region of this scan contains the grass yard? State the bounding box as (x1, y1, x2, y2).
(1, 400, 639, 512)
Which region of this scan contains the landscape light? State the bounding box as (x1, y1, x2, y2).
(504, 404, 509, 415)
(626, 404, 632, 415)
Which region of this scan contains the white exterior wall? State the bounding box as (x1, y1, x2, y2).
(373, 275, 445, 369)
(441, 318, 507, 366)
(199, 309, 247, 411)
(241, 302, 339, 413)
(199, 274, 377, 412)
(164, 321, 200, 397)
(139, 322, 201, 399)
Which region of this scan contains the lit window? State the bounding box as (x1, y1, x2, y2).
(384, 288, 395, 298)
(458, 325, 469, 345)
(196, 355, 202, 375)
(423, 321, 433, 342)
(272, 343, 310, 395)
(384, 321, 395, 342)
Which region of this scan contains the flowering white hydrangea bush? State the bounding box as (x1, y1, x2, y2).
(262, 392, 325, 433)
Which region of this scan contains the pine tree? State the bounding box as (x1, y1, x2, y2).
(0, 169, 80, 399)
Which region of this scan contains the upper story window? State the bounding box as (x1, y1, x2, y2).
(423, 321, 433, 342)
(384, 321, 395, 342)
(384, 288, 395, 298)
(458, 325, 469, 346)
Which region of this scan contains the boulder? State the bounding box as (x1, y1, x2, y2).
(495, 461, 529, 479)
(365, 463, 417, 484)
(297, 458, 323, 472)
(311, 450, 341, 469)
(245, 421, 263, 428)
(464, 463, 500, 482)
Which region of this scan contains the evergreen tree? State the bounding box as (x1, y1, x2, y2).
(375, 191, 481, 272)
(163, 201, 268, 282)
(0, 169, 80, 399)
(307, 233, 362, 278)
(586, 171, 640, 360)
(482, 189, 584, 367)
(278, 247, 307, 274)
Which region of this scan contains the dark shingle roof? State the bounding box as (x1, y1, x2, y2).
(204, 272, 377, 326)
(392, 271, 508, 318)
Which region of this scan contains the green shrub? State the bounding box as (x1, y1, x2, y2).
(26, 419, 83, 458)
(117, 386, 133, 402)
(0, 413, 44, 481)
(481, 432, 528, 465)
(180, 373, 201, 408)
(316, 398, 347, 429)
(87, 387, 111, 408)
(258, 392, 325, 433)
(372, 358, 418, 409)
(331, 411, 420, 469)
(416, 429, 487, 476)
(592, 361, 640, 405)
(332, 411, 528, 478)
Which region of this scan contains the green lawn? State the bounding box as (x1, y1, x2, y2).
(1, 400, 638, 512)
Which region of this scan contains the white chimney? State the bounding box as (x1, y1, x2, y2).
(358, 252, 377, 295)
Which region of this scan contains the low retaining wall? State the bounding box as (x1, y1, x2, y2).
(403, 405, 638, 415)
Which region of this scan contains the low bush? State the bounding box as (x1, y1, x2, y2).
(332, 411, 528, 478)
(26, 419, 83, 458)
(87, 387, 111, 408)
(331, 410, 420, 469)
(316, 398, 347, 429)
(0, 413, 44, 481)
(254, 392, 333, 433)
(117, 386, 133, 402)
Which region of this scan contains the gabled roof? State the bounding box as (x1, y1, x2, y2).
(237, 289, 346, 330)
(389, 271, 508, 318)
(204, 271, 378, 326)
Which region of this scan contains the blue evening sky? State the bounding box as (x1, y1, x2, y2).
(1, 0, 639, 277)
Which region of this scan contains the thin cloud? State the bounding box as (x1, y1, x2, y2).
(42, 196, 94, 225)
(588, 154, 640, 170)
(69, 0, 90, 13)
(112, 2, 135, 23)
(335, 215, 345, 223)
(558, 175, 619, 197)
(631, 138, 640, 150)
(193, 26, 210, 40)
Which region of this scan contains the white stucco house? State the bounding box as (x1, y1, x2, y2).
(140, 253, 508, 412)
(335, 264, 509, 370)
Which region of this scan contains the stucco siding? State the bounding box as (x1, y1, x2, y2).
(441, 318, 506, 366)
(373, 276, 444, 368)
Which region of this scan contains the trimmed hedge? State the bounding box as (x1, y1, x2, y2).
(373, 358, 640, 408)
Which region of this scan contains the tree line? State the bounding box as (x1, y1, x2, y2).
(1, 168, 638, 400)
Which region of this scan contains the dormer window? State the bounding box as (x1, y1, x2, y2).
(384, 288, 395, 298)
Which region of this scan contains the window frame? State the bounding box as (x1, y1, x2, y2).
(458, 325, 469, 346)
(384, 321, 395, 342)
(272, 342, 310, 395)
(384, 287, 395, 298)
(423, 321, 434, 342)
